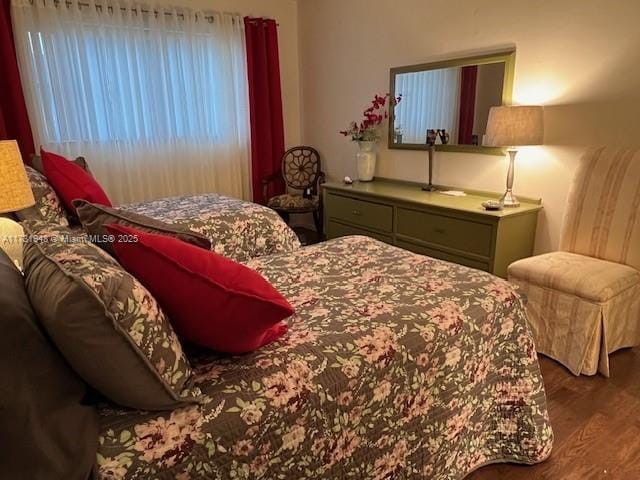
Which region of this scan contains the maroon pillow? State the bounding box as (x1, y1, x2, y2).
(41, 148, 111, 214)
(106, 224, 293, 354)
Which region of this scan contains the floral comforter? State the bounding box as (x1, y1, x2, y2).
(122, 194, 300, 262)
(96, 236, 553, 480)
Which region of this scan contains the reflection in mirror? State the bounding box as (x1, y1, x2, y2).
(394, 63, 504, 146)
(389, 49, 514, 153)
(394, 67, 461, 144)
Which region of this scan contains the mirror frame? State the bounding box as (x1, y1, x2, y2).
(388, 48, 516, 155)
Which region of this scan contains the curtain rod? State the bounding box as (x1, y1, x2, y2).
(29, 1, 279, 25)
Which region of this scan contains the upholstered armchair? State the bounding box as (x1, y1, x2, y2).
(263, 146, 325, 234)
(509, 147, 640, 377)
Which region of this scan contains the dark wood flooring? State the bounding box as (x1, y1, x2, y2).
(468, 348, 640, 479)
(292, 226, 324, 246)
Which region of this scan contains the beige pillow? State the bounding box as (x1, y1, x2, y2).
(23, 222, 198, 410)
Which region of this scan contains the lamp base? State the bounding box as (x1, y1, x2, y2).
(500, 191, 520, 208)
(501, 149, 520, 208)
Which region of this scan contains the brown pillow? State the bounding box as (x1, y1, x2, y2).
(74, 199, 211, 255)
(23, 222, 198, 410)
(0, 249, 98, 480)
(15, 166, 69, 226)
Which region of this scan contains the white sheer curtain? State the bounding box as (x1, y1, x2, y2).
(394, 67, 461, 144)
(11, 0, 251, 204)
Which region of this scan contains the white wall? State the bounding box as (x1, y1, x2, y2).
(298, 0, 640, 253)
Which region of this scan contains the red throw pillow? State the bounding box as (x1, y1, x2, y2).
(41, 148, 111, 214)
(105, 224, 293, 354)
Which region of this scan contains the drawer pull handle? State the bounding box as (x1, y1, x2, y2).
(352, 210, 362, 216)
(433, 228, 446, 234)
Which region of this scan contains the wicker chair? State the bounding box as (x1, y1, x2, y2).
(508, 147, 640, 376)
(263, 146, 325, 234)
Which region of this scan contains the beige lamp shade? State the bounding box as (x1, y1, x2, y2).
(484, 105, 544, 147)
(0, 140, 35, 213)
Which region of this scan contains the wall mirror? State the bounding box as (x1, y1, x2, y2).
(389, 49, 515, 155)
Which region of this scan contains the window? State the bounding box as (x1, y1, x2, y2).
(12, 2, 251, 203)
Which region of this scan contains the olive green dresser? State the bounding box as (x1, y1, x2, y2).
(322, 179, 542, 278)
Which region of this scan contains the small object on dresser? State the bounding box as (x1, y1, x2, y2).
(344, 176, 353, 185)
(438, 129, 450, 145)
(425, 129, 437, 146)
(339, 93, 401, 181)
(394, 127, 403, 144)
(440, 190, 466, 197)
(482, 200, 504, 211)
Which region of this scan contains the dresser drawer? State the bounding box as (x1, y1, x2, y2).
(327, 220, 393, 244)
(396, 207, 493, 257)
(397, 240, 490, 272)
(326, 194, 393, 233)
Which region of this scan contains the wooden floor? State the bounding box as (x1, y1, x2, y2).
(292, 226, 324, 246)
(468, 348, 640, 479)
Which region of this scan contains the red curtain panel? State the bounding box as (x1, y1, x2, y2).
(457, 65, 478, 145)
(0, 0, 35, 161)
(244, 16, 285, 204)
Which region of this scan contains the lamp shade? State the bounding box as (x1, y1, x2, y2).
(484, 105, 544, 147)
(0, 140, 35, 213)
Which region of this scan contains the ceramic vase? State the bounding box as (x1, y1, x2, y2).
(356, 141, 377, 181)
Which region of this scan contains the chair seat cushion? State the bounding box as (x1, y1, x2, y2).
(509, 251, 640, 303)
(268, 193, 319, 211)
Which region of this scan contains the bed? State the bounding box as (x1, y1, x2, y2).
(119, 194, 301, 262)
(20, 162, 301, 262)
(96, 236, 553, 480)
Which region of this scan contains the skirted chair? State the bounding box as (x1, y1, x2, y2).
(509, 147, 640, 377)
(263, 146, 325, 234)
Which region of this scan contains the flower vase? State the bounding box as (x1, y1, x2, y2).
(356, 141, 377, 181)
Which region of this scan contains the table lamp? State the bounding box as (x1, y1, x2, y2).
(485, 105, 544, 207)
(0, 140, 35, 270)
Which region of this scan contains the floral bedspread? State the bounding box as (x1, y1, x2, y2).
(122, 194, 300, 262)
(96, 236, 553, 480)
